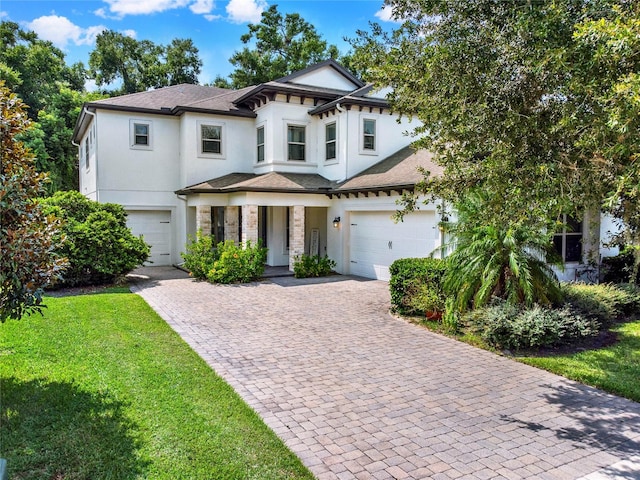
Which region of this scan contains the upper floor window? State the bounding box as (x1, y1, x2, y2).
(257, 126, 265, 163)
(200, 124, 222, 155)
(287, 125, 305, 161)
(84, 137, 90, 170)
(553, 215, 583, 263)
(325, 122, 336, 161)
(363, 119, 376, 151)
(130, 120, 152, 149)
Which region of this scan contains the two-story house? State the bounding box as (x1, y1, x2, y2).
(72, 60, 618, 281)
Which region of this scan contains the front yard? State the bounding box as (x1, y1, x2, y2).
(0, 289, 313, 480)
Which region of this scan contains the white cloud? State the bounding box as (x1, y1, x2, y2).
(103, 0, 192, 17)
(374, 6, 401, 23)
(26, 15, 106, 48)
(204, 14, 222, 21)
(189, 0, 214, 15)
(0, 11, 8, 20)
(226, 0, 265, 24)
(122, 29, 137, 38)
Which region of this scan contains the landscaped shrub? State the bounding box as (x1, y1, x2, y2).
(562, 282, 640, 324)
(464, 301, 601, 350)
(601, 247, 640, 284)
(389, 258, 447, 315)
(207, 240, 267, 284)
(40, 191, 149, 286)
(293, 254, 336, 278)
(181, 231, 217, 280)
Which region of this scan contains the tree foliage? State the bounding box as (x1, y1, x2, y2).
(89, 30, 202, 94)
(350, 0, 640, 262)
(40, 191, 150, 286)
(0, 83, 67, 321)
(224, 5, 340, 88)
(0, 21, 102, 192)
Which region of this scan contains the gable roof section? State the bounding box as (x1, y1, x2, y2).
(176, 147, 442, 197)
(308, 84, 389, 116)
(274, 59, 365, 89)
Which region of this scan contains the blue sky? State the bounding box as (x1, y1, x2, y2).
(1, 0, 398, 86)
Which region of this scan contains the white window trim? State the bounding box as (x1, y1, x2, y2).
(360, 116, 378, 155)
(129, 119, 153, 150)
(284, 120, 308, 162)
(554, 214, 584, 264)
(324, 120, 338, 164)
(197, 120, 225, 159)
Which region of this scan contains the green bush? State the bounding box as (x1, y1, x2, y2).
(562, 282, 640, 325)
(293, 255, 336, 278)
(207, 240, 267, 284)
(389, 258, 447, 315)
(464, 302, 601, 350)
(602, 248, 640, 283)
(181, 231, 217, 280)
(40, 191, 150, 286)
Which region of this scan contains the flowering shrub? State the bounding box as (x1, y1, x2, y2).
(181, 231, 217, 280)
(293, 254, 336, 278)
(207, 240, 267, 284)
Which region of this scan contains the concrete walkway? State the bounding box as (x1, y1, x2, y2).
(129, 267, 640, 480)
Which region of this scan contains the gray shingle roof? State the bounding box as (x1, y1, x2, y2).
(176, 147, 442, 196)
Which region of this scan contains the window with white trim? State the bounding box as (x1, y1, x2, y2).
(200, 123, 223, 155)
(325, 122, 336, 161)
(130, 120, 152, 149)
(363, 118, 376, 151)
(287, 125, 305, 161)
(553, 215, 583, 263)
(257, 126, 265, 163)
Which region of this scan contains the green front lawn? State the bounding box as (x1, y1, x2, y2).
(519, 320, 640, 402)
(0, 290, 314, 480)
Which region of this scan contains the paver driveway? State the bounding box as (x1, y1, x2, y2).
(130, 267, 640, 480)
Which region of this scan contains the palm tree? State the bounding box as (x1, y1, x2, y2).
(442, 191, 563, 312)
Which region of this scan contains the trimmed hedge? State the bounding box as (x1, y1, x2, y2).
(389, 258, 447, 315)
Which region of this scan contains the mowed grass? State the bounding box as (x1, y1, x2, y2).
(519, 320, 640, 403)
(0, 291, 314, 480)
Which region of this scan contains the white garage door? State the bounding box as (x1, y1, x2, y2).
(349, 211, 436, 280)
(127, 210, 172, 266)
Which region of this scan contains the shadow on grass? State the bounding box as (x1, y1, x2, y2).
(1, 377, 149, 480)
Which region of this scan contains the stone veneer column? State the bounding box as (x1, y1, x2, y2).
(224, 206, 239, 244)
(289, 205, 305, 271)
(196, 205, 212, 235)
(241, 205, 258, 245)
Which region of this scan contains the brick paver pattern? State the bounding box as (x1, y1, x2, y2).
(130, 267, 640, 480)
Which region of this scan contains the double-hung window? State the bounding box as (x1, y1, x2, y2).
(130, 120, 152, 149)
(201, 124, 222, 154)
(325, 122, 336, 161)
(287, 125, 305, 161)
(257, 126, 265, 163)
(553, 215, 583, 263)
(363, 119, 376, 151)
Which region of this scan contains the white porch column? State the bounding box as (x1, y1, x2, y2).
(242, 204, 258, 245)
(289, 205, 305, 271)
(196, 205, 211, 235)
(224, 206, 239, 244)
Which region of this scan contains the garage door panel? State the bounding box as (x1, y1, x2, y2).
(349, 211, 435, 280)
(127, 210, 172, 266)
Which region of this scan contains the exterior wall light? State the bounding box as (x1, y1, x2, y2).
(333, 217, 341, 228)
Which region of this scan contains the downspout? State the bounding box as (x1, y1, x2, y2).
(82, 108, 98, 201)
(335, 103, 347, 181)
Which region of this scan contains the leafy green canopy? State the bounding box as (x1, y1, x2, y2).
(219, 5, 340, 88)
(40, 191, 150, 286)
(350, 1, 639, 240)
(89, 30, 202, 94)
(0, 83, 67, 321)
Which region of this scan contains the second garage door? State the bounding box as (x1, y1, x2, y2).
(127, 210, 172, 266)
(349, 210, 437, 280)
